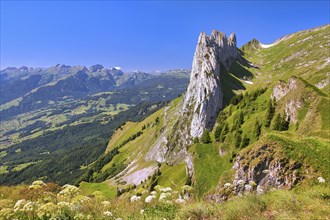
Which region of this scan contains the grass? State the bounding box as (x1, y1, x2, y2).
(11, 161, 39, 172)
(267, 133, 330, 181)
(79, 181, 117, 199)
(191, 143, 232, 198)
(157, 163, 187, 191)
(176, 184, 330, 219)
(0, 166, 8, 174)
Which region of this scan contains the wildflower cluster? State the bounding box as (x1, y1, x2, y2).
(0, 180, 120, 220)
(130, 185, 194, 205)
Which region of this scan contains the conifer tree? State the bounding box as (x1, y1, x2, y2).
(220, 122, 229, 142)
(201, 129, 212, 144)
(272, 113, 281, 130)
(234, 130, 242, 148)
(240, 134, 250, 148)
(254, 120, 262, 140)
(214, 124, 223, 141)
(265, 98, 275, 127)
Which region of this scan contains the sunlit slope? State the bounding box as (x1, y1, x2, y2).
(241, 24, 330, 94)
(82, 97, 188, 192)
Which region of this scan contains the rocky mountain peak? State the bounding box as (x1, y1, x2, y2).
(182, 30, 239, 138)
(89, 64, 104, 72)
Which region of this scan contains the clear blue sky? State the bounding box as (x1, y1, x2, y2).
(1, 1, 329, 72)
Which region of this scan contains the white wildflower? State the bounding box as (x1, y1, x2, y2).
(102, 201, 111, 206)
(145, 195, 156, 203)
(244, 184, 252, 192)
(57, 201, 75, 211)
(22, 201, 37, 212)
(140, 209, 145, 214)
(150, 191, 157, 195)
(58, 184, 80, 200)
(14, 199, 27, 212)
(159, 192, 171, 201)
(72, 195, 91, 204)
(160, 187, 172, 193)
(237, 180, 245, 185)
(130, 195, 141, 202)
(318, 176, 326, 183)
(103, 211, 113, 217)
(175, 198, 186, 204)
(256, 185, 264, 195)
(32, 180, 46, 186)
(29, 184, 43, 190)
(224, 183, 232, 188)
(37, 202, 57, 219)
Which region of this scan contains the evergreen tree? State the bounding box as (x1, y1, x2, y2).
(279, 114, 290, 131)
(234, 130, 242, 148)
(220, 122, 229, 142)
(231, 111, 244, 132)
(272, 113, 281, 130)
(237, 111, 244, 125)
(265, 98, 275, 127)
(193, 136, 199, 144)
(217, 111, 227, 124)
(214, 124, 224, 141)
(254, 120, 262, 140)
(201, 129, 212, 144)
(240, 134, 250, 149)
(230, 93, 243, 105)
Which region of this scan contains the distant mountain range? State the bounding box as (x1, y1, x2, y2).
(0, 65, 190, 105)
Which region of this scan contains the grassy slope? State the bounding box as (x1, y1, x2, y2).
(189, 25, 330, 197)
(90, 97, 188, 193)
(243, 25, 330, 94)
(79, 181, 117, 199)
(89, 25, 330, 199)
(190, 143, 233, 198)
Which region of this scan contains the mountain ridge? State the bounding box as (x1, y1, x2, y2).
(86, 24, 330, 199)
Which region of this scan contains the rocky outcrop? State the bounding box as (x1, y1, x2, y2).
(272, 77, 301, 123)
(232, 143, 302, 196)
(182, 30, 238, 138)
(272, 77, 298, 101)
(207, 142, 306, 203)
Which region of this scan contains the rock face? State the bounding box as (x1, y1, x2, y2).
(182, 30, 238, 138)
(272, 77, 298, 101)
(207, 142, 308, 203)
(232, 143, 302, 195)
(272, 77, 303, 124)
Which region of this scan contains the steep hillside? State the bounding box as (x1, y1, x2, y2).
(89, 25, 329, 203)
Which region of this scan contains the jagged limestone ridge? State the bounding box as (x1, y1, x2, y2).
(182, 30, 238, 139)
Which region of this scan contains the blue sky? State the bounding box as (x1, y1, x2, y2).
(1, 1, 329, 72)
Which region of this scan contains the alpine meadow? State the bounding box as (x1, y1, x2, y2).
(0, 1, 329, 220)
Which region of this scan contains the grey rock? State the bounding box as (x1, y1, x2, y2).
(182, 30, 238, 138)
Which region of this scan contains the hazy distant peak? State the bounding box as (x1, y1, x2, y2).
(89, 64, 104, 72)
